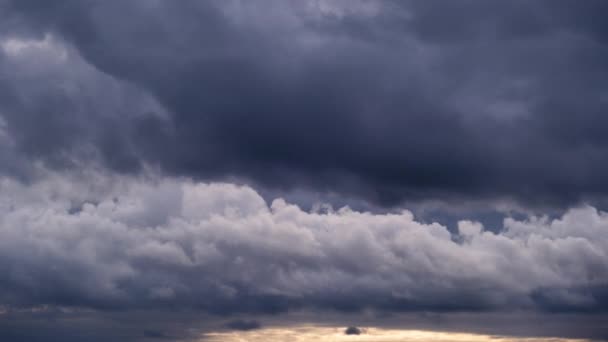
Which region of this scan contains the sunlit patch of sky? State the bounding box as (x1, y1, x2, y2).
(201, 326, 593, 342)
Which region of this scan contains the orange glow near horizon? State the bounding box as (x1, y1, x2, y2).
(201, 326, 591, 342)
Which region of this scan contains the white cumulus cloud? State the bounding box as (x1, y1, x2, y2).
(0, 171, 606, 313)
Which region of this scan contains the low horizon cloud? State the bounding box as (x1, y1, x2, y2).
(0, 171, 606, 316)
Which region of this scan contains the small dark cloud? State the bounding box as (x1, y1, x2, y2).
(345, 326, 362, 335)
(225, 319, 262, 331)
(143, 330, 167, 339)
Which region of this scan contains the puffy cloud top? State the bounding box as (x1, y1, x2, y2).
(0, 172, 606, 314)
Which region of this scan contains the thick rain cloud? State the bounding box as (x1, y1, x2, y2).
(1, 0, 608, 207)
(0, 172, 607, 315)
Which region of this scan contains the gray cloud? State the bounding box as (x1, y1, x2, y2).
(0, 0, 607, 208)
(0, 30, 170, 179)
(345, 326, 362, 335)
(2, 2, 608, 340)
(0, 171, 606, 315)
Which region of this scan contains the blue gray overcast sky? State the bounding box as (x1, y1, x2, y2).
(0, 1, 607, 341)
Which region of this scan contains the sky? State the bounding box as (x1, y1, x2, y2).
(0, 0, 607, 341)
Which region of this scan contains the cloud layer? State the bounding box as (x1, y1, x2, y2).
(1, 172, 606, 314)
(1, 0, 608, 207)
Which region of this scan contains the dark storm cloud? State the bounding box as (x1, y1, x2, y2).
(0, 0, 607, 208)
